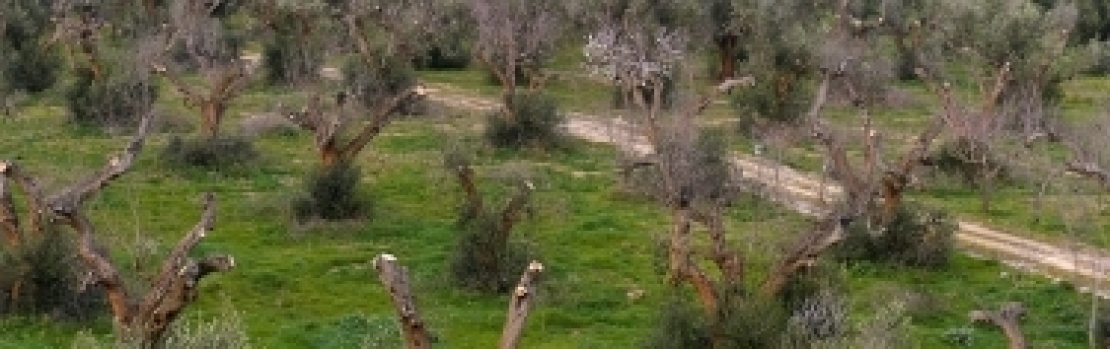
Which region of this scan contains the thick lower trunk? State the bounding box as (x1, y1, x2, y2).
(200, 102, 224, 138)
(319, 145, 342, 168)
(716, 34, 738, 81)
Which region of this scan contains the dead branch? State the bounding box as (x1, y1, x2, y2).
(499, 261, 544, 349)
(47, 114, 152, 215)
(970, 302, 1026, 349)
(372, 254, 433, 349)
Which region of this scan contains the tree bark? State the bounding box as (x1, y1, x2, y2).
(373, 254, 433, 349)
(500, 261, 544, 349)
(715, 33, 738, 81)
(70, 193, 231, 346)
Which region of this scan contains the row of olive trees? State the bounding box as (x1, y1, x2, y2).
(582, 0, 1110, 347)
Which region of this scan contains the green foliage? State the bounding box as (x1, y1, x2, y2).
(447, 155, 534, 293)
(622, 130, 738, 206)
(928, 139, 1011, 186)
(485, 92, 565, 149)
(1083, 39, 1110, 75)
(291, 162, 371, 222)
(413, 3, 472, 71)
(730, 0, 823, 126)
(834, 204, 956, 268)
(0, 230, 102, 320)
(261, 9, 325, 86)
(644, 289, 791, 349)
(1, 0, 63, 93)
(449, 209, 532, 293)
(65, 68, 158, 131)
(159, 135, 259, 172)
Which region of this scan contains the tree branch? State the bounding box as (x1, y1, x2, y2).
(971, 302, 1026, 349)
(372, 254, 433, 349)
(761, 216, 847, 297)
(497, 180, 533, 242)
(136, 193, 217, 318)
(339, 85, 426, 160)
(499, 261, 544, 349)
(46, 113, 152, 216)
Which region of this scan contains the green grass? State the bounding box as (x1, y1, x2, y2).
(0, 64, 1104, 348)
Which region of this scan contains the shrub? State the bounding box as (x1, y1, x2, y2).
(291, 162, 371, 222)
(1084, 39, 1110, 76)
(65, 67, 158, 131)
(927, 139, 1011, 186)
(261, 9, 324, 86)
(645, 289, 791, 349)
(1, 0, 62, 94)
(833, 204, 956, 268)
(621, 131, 739, 206)
(0, 230, 102, 320)
(449, 207, 532, 293)
(159, 135, 259, 172)
(484, 92, 565, 149)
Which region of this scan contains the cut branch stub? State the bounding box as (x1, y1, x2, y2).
(372, 254, 432, 349)
(500, 260, 544, 349)
(970, 302, 1026, 349)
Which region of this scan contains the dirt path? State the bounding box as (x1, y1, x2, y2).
(424, 83, 1110, 296)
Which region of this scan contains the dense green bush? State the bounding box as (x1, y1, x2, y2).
(622, 131, 738, 206)
(449, 203, 533, 293)
(644, 290, 791, 349)
(159, 135, 259, 172)
(928, 139, 1011, 186)
(261, 9, 325, 86)
(1084, 40, 1110, 75)
(291, 162, 371, 222)
(484, 92, 565, 149)
(833, 204, 956, 268)
(1, 0, 63, 93)
(0, 230, 102, 320)
(65, 68, 158, 131)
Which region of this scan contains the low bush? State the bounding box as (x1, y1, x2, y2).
(621, 131, 740, 206)
(449, 210, 533, 293)
(484, 92, 565, 149)
(291, 162, 371, 222)
(159, 135, 259, 172)
(65, 68, 157, 131)
(644, 290, 790, 349)
(0, 230, 102, 320)
(927, 139, 1011, 186)
(1084, 39, 1110, 76)
(833, 204, 956, 268)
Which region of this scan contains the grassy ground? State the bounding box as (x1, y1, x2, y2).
(0, 68, 1101, 348)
